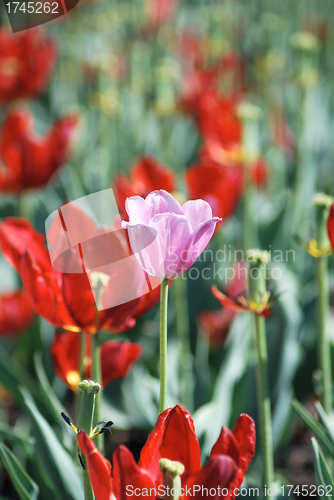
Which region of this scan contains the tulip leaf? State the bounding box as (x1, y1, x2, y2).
(0, 443, 39, 500)
(292, 400, 334, 456)
(314, 402, 334, 444)
(311, 438, 334, 493)
(0, 422, 34, 452)
(33, 352, 72, 450)
(0, 346, 42, 407)
(20, 387, 83, 500)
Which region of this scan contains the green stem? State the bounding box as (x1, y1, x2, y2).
(159, 278, 169, 414)
(80, 332, 86, 380)
(254, 314, 275, 498)
(248, 250, 275, 498)
(317, 256, 333, 414)
(77, 380, 100, 500)
(174, 276, 193, 412)
(91, 333, 103, 452)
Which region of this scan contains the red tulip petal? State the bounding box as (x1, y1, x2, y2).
(139, 405, 201, 484)
(0, 217, 47, 271)
(180, 456, 237, 500)
(113, 445, 156, 500)
(0, 290, 34, 336)
(101, 341, 142, 386)
(230, 414, 256, 493)
(210, 427, 240, 466)
(50, 330, 82, 390)
(328, 203, 334, 251)
(78, 431, 113, 500)
(211, 286, 247, 314)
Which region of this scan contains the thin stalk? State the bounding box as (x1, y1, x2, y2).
(159, 278, 169, 414)
(77, 381, 100, 500)
(317, 256, 333, 414)
(91, 333, 103, 452)
(248, 250, 275, 498)
(80, 332, 86, 380)
(254, 314, 275, 498)
(174, 276, 193, 412)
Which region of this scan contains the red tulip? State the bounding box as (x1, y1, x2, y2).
(248, 157, 269, 188)
(50, 330, 142, 390)
(78, 405, 255, 500)
(327, 203, 334, 251)
(185, 159, 243, 226)
(198, 263, 246, 346)
(0, 217, 162, 334)
(0, 289, 34, 337)
(212, 285, 273, 318)
(114, 156, 176, 217)
(0, 29, 57, 103)
(0, 108, 78, 194)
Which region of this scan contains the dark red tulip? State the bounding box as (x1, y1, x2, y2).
(78, 405, 255, 500)
(0, 29, 57, 103)
(0, 217, 162, 334)
(0, 289, 34, 337)
(327, 203, 334, 251)
(185, 159, 243, 226)
(114, 156, 176, 216)
(0, 108, 78, 194)
(51, 330, 142, 390)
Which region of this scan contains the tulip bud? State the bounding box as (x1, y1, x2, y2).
(313, 193, 333, 251)
(291, 31, 321, 88)
(159, 458, 185, 500)
(237, 102, 263, 163)
(247, 250, 270, 305)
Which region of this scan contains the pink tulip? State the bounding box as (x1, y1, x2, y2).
(122, 190, 221, 279)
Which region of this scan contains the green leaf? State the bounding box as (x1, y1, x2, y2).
(292, 400, 334, 456)
(0, 422, 34, 451)
(33, 352, 72, 450)
(20, 387, 83, 500)
(315, 402, 334, 444)
(0, 443, 39, 500)
(0, 346, 42, 407)
(311, 438, 334, 493)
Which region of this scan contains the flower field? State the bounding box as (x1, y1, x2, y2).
(0, 0, 334, 499)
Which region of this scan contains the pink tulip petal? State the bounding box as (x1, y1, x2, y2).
(180, 218, 221, 270)
(149, 213, 192, 278)
(125, 196, 151, 225)
(145, 190, 184, 219)
(182, 199, 213, 230)
(123, 222, 165, 279)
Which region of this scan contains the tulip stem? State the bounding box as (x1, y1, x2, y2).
(314, 196, 333, 414)
(254, 314, 275, 498)
(91, 333, 103, 452)
(77, 381, 100, 500)
(159, 278, 169, 414)
(317, 256, 332, 413)
(174, 276, 193, 412)
(80, 332, 86, 380)
(248, 251, 275, 499)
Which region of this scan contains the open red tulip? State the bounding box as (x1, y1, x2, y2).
(114, 156, 176, 217)
(78, 405, 255, 500)
(51, 330, 142, 390)
(0, 108, 78, 193)
(0, 28, 57, 103)
(0, 217, 161, 334)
